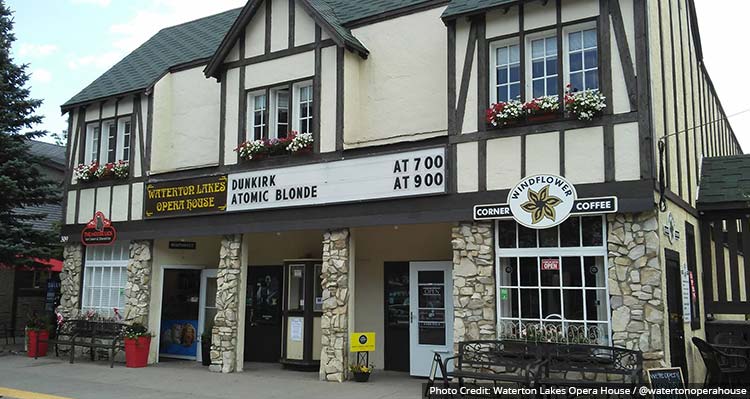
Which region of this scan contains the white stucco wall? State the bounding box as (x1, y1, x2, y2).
(614, 122, 641, 181)
(294, 0, 315, 45)
(562, 0, 599, 22)
(345, 7, 448, 146)
(150, 66, 221, 173)
(130, 182, 144, 221)
(110, 185, 129, 222)
(319, 46, 337, 153)
(565, 126, 605, 184)
(245, 4, 266, 58)
(486, 7, 518, 38)
(457, 141, 478, 193)
(77, 188, 95, 224)
(270, 0, 289, 52)
(244, 50, 314, 89)
(525, 131, 560, 175)
(487, 136, 521, 190)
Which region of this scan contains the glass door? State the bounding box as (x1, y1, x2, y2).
(198, 269, 218, 363)
(408, 261, 453, 377)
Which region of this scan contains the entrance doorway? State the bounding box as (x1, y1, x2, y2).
(384, 262, 409, 372)
(159, 267, 201, 360)
(245, 266, 283, 362)
(665, 249, 689, 381)
(409, 261, 453, 377)
(197, 269, 218, 363)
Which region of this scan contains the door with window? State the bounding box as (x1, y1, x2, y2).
(245, 266, 283, 362)
(409, 261, 453, 377)
(197, 269, 218, 363)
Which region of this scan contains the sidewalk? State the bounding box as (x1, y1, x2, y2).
(0, 352, 422, 399)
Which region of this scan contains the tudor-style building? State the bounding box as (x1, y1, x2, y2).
(57, 0, 743, 383)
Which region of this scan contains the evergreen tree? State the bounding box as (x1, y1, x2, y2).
(0, 0, 61, 268)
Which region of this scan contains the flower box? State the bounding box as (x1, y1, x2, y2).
(352, 371, 371, 382)
(236, 131, 313, 161)
(526, 112, 559, 123)
(74, 160, 129, 183)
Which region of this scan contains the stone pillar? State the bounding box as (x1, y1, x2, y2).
(608, 212, 665, 369)
(319, 229, 350, 382)
(451, 222, 495, 350)
(124, 241, 152, 326)
(210, 234, 242, 373)
(57, 243, 83, 319)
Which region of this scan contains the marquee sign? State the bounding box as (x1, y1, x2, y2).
(473, 174, 618, 227)
(226, 147, 446, 212)
(81, 211, 116, 246)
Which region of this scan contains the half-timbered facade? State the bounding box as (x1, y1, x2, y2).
(56, 0, 743, 383)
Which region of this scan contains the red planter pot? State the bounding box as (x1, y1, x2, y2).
(27, 330, 49, 358)
(124, 336, 151, 368)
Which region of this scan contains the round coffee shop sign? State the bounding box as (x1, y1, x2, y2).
(507, 174, 577, 229)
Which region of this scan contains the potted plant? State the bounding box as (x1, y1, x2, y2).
(287, 132, 314, 155)
(486, 99, 524, 127)
(564, 85, 606, 121)
(524, 95, 560, 122)
(25, 313, 50, 358)
(349, 363, 374, 382)
(123, 323, 151, 368)
(200, 332, 212, 366)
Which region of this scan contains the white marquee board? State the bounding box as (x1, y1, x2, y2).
(226, 147, 446, 212)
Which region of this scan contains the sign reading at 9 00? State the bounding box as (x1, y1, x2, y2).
(227, 148, 446, 212)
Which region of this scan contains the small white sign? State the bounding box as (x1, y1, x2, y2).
(507, 174, 577, 229)
(227, 148, 446, 212)
(290, 317, 303, 342)
(681, 267, 691, 322)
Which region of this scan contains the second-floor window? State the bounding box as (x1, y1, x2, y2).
(490, 23, 599, 105)
(246, 81, 313, 141)
(528, 34, 558, 98)
(83, 116, 132, 165)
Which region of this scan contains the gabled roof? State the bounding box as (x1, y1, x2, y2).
(441, 0, 515, 20)
(62, 8, 242, 110)
(204, 0, 376, 78)
(697, 155, 750, 209)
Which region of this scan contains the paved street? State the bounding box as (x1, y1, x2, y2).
(0, 349, 422, 399)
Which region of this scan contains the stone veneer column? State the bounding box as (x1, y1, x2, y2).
(124, 241, 152, 325)
(451, 222, 496, 349)
(209, 234, 242, 373)
(57, 243, 83, 318)
(319, 229, 350, 382)
(607, 212, 665, 369)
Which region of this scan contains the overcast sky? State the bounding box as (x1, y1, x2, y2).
(7, 0, 749, 152)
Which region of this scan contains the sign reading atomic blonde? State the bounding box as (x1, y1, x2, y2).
(473, 174, 618, 226)
(227, 147, 446, 212)
(508, 174, 577, 228)
(144, 175, 228, 218)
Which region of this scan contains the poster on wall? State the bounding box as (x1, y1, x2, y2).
(159, 320, 199, 357)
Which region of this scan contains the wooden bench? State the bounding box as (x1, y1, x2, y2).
(36, 319, 126, 368)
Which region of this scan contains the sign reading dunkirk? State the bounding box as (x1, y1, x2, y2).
(144, 175, 228, 218)
(226, 148, 446, 212)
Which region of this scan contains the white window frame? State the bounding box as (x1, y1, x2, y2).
(494, 216, 611, 344)
(116, 117, 132, 163)
(563, 22, 599, 93)
(489, 39, 521, 104)
(84, 123, 100, 165)
(525, 30, 559, 101)
(292, 81, 313, 134)
(247, 90, 267, 141)
(81, 242, 129, 318)
(269, 87, 290, 140)
(102, 120, 117, 164)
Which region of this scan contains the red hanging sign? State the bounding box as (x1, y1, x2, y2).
(80, 211, 117, 246)
(541, 258, 560, 271)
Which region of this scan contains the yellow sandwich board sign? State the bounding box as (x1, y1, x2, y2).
(349, 332, 375, 352)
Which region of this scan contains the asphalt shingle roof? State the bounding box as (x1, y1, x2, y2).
(697, 155, 750, 207)
(441, 0, 514, 19)
(62, 8, 242, 108)
(64, 0, 448, 108)
(27, 140, 66, 170)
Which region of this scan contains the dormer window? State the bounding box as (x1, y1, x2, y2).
(83, 117, 132, 166)
(246, 80, 313, 141)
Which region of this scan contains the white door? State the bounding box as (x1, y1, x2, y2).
(197, 269, 218, 363)
(409, 261, 453, 377)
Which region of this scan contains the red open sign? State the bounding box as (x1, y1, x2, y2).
(541, 258, 560, 271)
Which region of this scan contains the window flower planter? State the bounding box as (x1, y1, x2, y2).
(236, 131, 313, 161)
(74, 160, 129, 183)
(564, 86, 606, 121)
